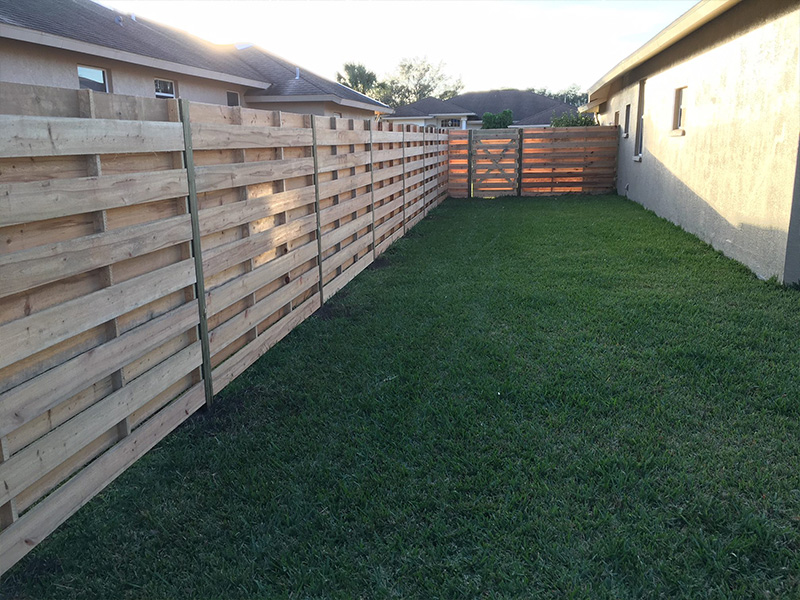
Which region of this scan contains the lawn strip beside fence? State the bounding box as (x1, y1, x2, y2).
(0, 83, 448, 576)
(448, 126, 618, 198)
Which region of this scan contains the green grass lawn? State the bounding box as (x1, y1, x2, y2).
(5, 195, 800, 599)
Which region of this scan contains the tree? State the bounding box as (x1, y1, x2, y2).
(529, 84, 588, 107)
(335, 62, 378, 96)
(482, 109, 514, 129)
(374, 57, 463, 108)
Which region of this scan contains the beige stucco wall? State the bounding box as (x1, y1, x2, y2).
(0, 38, 250, 106)
(0, 38, 376, 119)
(596, 0, 800, 282)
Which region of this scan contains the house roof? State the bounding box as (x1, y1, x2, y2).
(385, 89, 578, 124)
(449, 90, 577, 123)
(582, 0, 743, 109)
(388, 96, 476, 118)
(0, 0, 390, 112)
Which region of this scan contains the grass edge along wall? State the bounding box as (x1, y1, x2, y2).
(0, 82, 448, 576)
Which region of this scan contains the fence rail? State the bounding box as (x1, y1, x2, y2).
(448, 126, 618, 198)
(0, 83, 448, 575)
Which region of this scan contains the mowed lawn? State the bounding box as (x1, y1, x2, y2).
(6, 195, 800, 599)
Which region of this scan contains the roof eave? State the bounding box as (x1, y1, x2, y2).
(0, 23, 270, 89)
(586, 0, 743, 99)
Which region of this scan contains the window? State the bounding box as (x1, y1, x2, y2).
(623, 104, 631, 138)
(154, 79, 176, 99)
(673, 86, 686, 131)
(77, 65, 108, 92)
(613, 111, 620, 127)
(440, 118, 461, 128)
(634, 80, 646, 159)
(226, 91, 240, 107)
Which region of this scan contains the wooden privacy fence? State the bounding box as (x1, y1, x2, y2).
(0, 83, 448, 576)
(448, 126, 618, 197)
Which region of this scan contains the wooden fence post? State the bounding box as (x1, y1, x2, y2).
(310, 115, 325, 304)
(467, 128, 474, 198)
(517, 128, 524, 197)
(178, 99, 214, 408)
(368, 120, 377, 261)
(401, 125, 408, 233)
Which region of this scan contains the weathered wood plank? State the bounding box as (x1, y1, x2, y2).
(0, 342, 201, 507)
(0, 301, 199, 438)
(0, 170, 188, 226)
(0, 115, 184, 158)
(0, 215, 192, 299)
(190, 123, 313, 150)
(195, 158, 315, 193)
(0, 259, 196, 371)
(198, 186, 315, 236)
(0, 382, 206, 574)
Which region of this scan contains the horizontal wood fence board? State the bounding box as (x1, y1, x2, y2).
(373, 164, 404, 181)
(0, 259, 196, 372)
(0, 170, 189, 226)
(323, 250, 371, 300)
(370, 131, 405, 144)
(319, 192, 373, 226)
(190, 123, 313, 150)
(201, 214, 317, 276)
(0, 214, 193, 299)
(372, 148, 404, 162)
(209, 272, 318, 355)
(0, 115, 184, 158)
(195, 158, 315, 193)
(321, 234, 372, 280)
(0, 342, 201, 507)
(197, 186, 316, 236)
(317, 150, 372, 173)
(205, 241, 318, 317)
(211, 294, 319, 394)
(0, 301, 199, 438)
(374, 200, 403, 222)
(314, 129, 371, 145)
(321, 212, 373, 249)
(373, 181, 404, 202)
(0, 382, 206, 574)
(522, 140, 617, 149)
(317, 172, 372, 198)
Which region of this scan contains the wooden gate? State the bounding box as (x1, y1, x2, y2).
(471, 129, 520, 198)
(448, 126, 618, 198)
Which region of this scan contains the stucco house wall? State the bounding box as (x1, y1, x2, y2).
(594, 0, 800, 282)
(0, 37, 250, 107)
(0, 37, 380, 119)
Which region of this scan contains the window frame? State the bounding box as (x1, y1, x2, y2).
(633, 80, 646, 160)
(154, 78, 176, 99)
(77, 65, 109, 93)
(672, 86, 687, 135)
(226, 91, 240, 107)
(623, 104, 631, 138)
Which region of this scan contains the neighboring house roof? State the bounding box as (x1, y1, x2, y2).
(582, 0, 743, 110)
(236, 46, 390, 112)
(388, 97, 476, 119)
(0, 0, 390, 112)
(385, 89, 577, 124)
(449, 90, 577, 123)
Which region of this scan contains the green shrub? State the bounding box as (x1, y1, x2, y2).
(482, 109, 513, 129)
(550, 111, 597, 127)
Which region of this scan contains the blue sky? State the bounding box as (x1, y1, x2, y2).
(100, 0, 699, 92)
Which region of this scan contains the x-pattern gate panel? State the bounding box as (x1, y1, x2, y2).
(471, 130, 519, 198)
